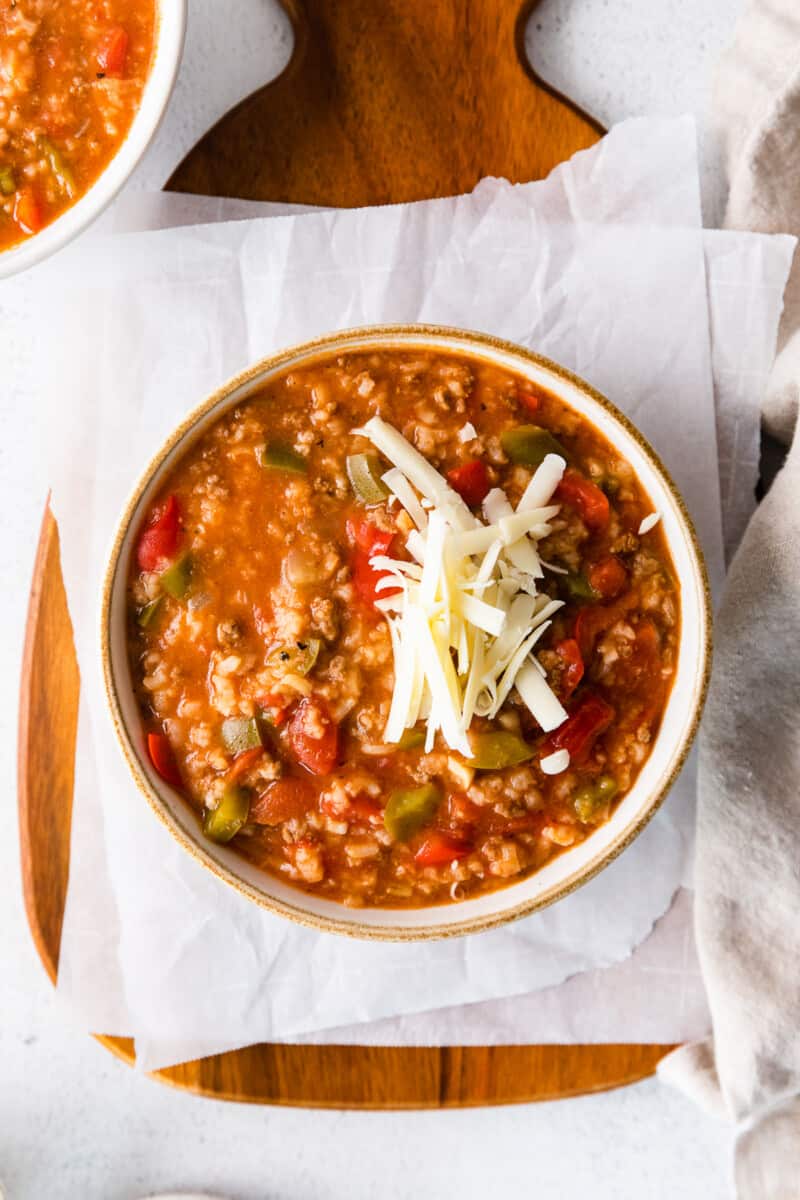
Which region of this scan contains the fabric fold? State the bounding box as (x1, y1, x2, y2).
(659, 1, 800, 1193)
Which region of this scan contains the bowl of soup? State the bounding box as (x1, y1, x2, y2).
(0, 0, 185, 278)
(102, 326, 711, 939)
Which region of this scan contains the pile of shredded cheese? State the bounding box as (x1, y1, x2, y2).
(352, 416, 571, 760)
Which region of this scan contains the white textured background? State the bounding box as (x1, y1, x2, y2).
(1, 1, 742, 1196)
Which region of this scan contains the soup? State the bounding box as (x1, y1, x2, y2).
(127, 348, 679, 908)
(0, 0, 156, 250)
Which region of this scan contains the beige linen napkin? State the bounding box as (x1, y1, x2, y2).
(658, 2, 800, 1195)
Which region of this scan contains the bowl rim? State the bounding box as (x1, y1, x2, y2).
(0, 0, 187, 281)
(101, 324, 713, 941)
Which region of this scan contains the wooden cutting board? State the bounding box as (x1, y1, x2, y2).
(18, 0, 675, 1106)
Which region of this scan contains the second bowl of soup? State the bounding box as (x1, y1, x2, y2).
(0, 0, 185, 277)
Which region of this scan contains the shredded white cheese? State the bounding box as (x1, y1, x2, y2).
(382, 468, 428, 530)
(638, 511, 661, 535)
(353, 418, 571, 757)
(540, 748, 570, 775)
(515, 662, 568, 732)
(517, 453, 567, 511)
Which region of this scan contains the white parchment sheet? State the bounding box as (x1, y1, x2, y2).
(18, 117, 789, 1069)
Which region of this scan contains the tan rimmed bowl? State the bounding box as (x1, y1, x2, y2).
(102, 325, 711, 941)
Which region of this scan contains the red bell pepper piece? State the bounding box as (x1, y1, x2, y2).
(136, 494, 181, 572)
(588, 555, 628, 599)
(544, 693, 614, 765)
(516, 386, 543, 416)
(415, 831, 472, 867)
(97, 25, 129, 77)
(288, 698, 340, 775)
(555, 638, 584, 698)
(146, 732, 182, 788)
(226, 746, 265, 783)
(346, 514, 399, 607)
(13, 188, 43, 236)
(250, 777, 316, 825)
(346, 515, 394, 554)
(446, 460, 491, 507)
(555, 470, 610, 532)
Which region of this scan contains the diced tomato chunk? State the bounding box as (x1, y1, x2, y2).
(446, 460, 491, 507)
(415, 832, 472, 867)
(250, 777, 315, 825)
(555, 470, 610, 532)
(13, 188, 43, 236)
(97, 25, 129, 77)
(146, 732, 182, 788)
(588, 555, 628, 599)
(346, 514, 399, 607)
(227, 746, 265, 782)
(544, 693, 614, 765)
(136, 494, 181, 572)
(555, 638, 584, 698)
(288, 698, 340, 775)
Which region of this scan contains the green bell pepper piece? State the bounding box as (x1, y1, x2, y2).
(160, 553, 192, 599)
(0, 166, 15, 196)
(259, 441, 308, 474)
(562, 572, 597, 602)
(221, 716, 264, 755)
(384, 783, 442, 842)
(137, 596, 163, 629)
(468, 731, 535, 770)
(346, 453, 389, 505)
(500, 425, 568, 468)
(203, 784, 251, 843)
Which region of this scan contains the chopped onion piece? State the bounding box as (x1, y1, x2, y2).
(457, 422, 478, 443)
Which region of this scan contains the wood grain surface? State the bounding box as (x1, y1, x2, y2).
(168, 0, 602, 204)
(18, 0, 676, 1107)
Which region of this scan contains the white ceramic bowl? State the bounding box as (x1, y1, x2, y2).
(0, 0, 186, 280)
(102, 326, 712, 940)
